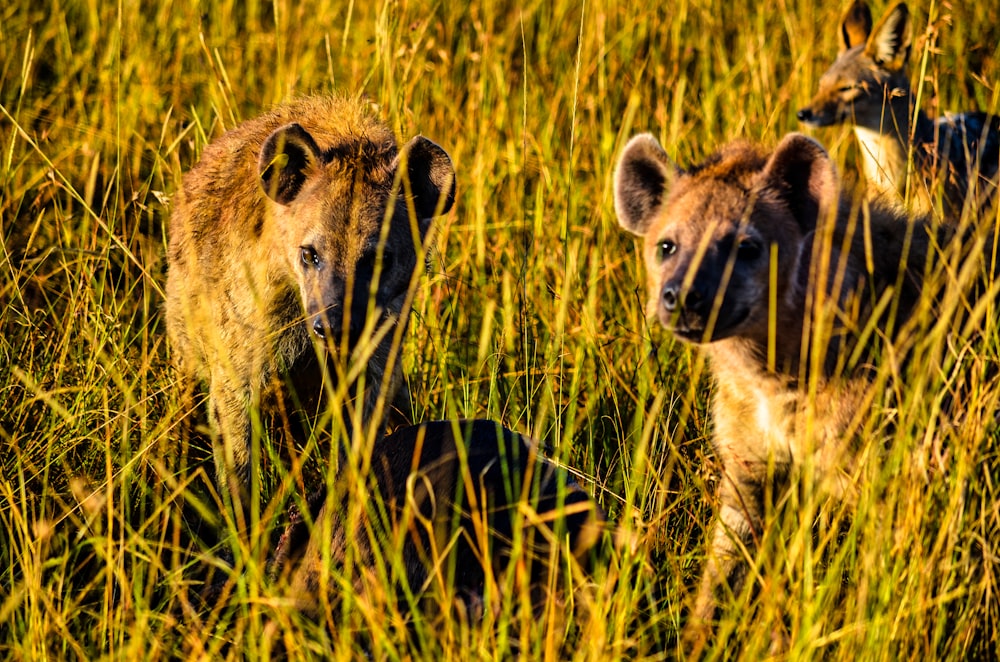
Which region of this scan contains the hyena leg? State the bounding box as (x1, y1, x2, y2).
(688, 469, 769, 638)
(174, 365, 200, 446)
(208, 379, 254, 525)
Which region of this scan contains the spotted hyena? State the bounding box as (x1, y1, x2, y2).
(268, 419, 605, 625)
(166, 96, 455, 511)
(612, 131, 978, 640)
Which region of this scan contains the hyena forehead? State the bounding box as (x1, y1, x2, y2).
(672, 142, 767, 203)
(313, 146, 399, 208)
(285, 176, 393, 256)
(651, 147, 769, 238)
(320, 140, 400, 184)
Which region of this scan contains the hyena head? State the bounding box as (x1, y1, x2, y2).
(258, 123, 455, 350)
(797, 0, 912, 130)
(614, 133, 838, 345)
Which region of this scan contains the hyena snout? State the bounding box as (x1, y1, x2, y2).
(309, 306, 368, 345)
(304, 275, 378, 345)
(660, 277, 712, 318)
(796, 105, 831, 127)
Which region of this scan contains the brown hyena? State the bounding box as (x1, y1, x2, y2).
(268, 419, 605, 628)
(166, 96, 455, 512)
(613, 132, 979, 641)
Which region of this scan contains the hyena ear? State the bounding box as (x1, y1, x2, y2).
(761, 133, 838, 234)
(614, 133, 680, 237)
(393, 136, 456, 230)
(864, 1, 911, 71)
(839, 0, 873, 52)
(259, 123, 322, 205)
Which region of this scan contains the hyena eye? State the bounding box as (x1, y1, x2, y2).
(656, 240, 677, 261)
(300, 246, 320, 268)
(736, 239, 762, 262)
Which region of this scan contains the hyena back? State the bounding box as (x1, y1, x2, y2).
(166, 96, 455, 509)
(269, 419, 606, 624)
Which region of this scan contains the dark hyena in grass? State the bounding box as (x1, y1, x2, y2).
(269, 419, 606, 627)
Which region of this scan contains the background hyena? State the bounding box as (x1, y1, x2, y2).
(166, 96, 455, 512)
(268, 419, 605, 627)
(613, 131, 990, 643)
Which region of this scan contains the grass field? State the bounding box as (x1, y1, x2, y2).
(2, 0, 1000, 659)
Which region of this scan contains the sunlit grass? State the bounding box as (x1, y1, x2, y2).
(2, 0, 999, 659)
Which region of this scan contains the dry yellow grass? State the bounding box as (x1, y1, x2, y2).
(1, 1, 998, 659)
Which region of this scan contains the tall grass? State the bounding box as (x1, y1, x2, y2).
(2, 0, 999, 659)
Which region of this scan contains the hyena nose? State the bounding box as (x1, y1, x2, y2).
(311, 316, 328, 338)
(661, 284, 680, 312)
(796, 108, 812, 122)
(311, 311, 366, 345)
(310, 308, 343, 340)
(662, 282, 706, 314)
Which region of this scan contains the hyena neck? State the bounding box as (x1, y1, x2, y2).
(853, 97, 935, 203)
(707, 336, 802, 388)
(708, 308, 855, 387)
